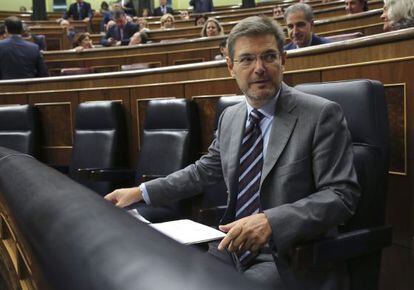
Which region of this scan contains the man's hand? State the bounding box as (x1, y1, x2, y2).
(104, 187, 142, 208)
(83, 17, 90, 23)
(107, 37, 117, 46)
(218, 213, 272, 253)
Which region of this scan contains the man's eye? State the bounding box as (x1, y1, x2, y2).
(262, 53, 277, 62)
(240, 56, 255, 64)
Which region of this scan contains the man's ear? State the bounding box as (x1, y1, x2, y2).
(226, 56, 235, 77)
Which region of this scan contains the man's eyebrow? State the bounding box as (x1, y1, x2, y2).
(237, 49, 278, 57)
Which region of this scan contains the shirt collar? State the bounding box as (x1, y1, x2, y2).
(245, 87, 281, 119)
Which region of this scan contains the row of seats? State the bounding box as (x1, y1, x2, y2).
(0, 79, 392, 290)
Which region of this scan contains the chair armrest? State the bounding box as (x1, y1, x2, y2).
(78, 168, 136, 182)
(197, 205, 227, 226)
(292, 225, 392, 269)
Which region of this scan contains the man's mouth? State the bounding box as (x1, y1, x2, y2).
(250, 79, 270, 85)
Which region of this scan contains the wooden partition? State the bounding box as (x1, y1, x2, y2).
(144, 8, 383, 42)
(0, 27, 410, 93)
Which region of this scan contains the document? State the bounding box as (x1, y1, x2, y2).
(128, 209, 226, 245)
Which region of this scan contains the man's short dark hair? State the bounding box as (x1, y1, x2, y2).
(227, 16, 285, 61)
(284, 3, 314, 23)
(4, 16, 23, 35)
(113, 8, 126, 20)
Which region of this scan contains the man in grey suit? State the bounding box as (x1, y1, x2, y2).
(105, 16, 360, 290)
(0, 17, 49, 80)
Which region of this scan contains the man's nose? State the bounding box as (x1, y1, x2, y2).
(253, 57, 266, 73)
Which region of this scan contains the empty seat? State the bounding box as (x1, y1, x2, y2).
(70, 101, 128, 196)
(0, 104, 40, 158)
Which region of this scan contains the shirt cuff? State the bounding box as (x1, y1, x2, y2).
(139, 183, 151, 205)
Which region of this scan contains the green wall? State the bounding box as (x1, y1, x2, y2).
(2, 0, 254, 12)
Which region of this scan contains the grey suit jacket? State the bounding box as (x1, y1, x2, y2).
(146, 82, 360, 290)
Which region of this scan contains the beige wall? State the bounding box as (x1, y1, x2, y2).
(2, 0, 249, 12)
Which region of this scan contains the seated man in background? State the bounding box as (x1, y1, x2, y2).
(22, 24, 46, 51)
(101, 9, 139, 47)
(284, 3, 330, 50)
(128, 31, 148, 45)
(381, 0, 414, 31)
(0, 17, 49, 80)
(105, 15, 359, 290)
(345, 0, 368, 14)
(153, 0, 173, 16)
(63, 0, 92, 23)
(273, 5, 284, 18)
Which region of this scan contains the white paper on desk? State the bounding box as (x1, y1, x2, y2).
(149, 219, 226, 245)
(127, 209, 151, 224)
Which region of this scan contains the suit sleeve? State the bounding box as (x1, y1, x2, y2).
(100, 29, 112, 46)
(264, 101, 360, 255)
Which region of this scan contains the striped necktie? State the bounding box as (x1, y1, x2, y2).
(235, 108, 265, 266)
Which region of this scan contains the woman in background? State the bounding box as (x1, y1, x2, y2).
(200, 18, 224, 37)
(381, 0, 414, 31)
(160, 13, 175, 29)
(73, 32, 94, 52)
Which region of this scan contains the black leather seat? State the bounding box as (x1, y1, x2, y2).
(87, 99, 200, 222)
(0, 104, 40, 158)
(293, 79, 391, 290)
(70, 101, 128, 196)
(197, 95, 245, 225)
(134, 99, 201, 222)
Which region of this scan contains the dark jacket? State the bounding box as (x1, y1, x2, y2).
(101, 22, 139, 46)
(64, 1, 92, 20)
(0, 35, 49, 80)
(190, 0, 214, 13)
(153, 6, 173, 16)
(284, 34, 330, 50)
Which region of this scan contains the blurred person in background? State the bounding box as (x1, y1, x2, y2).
(160, 13, 175, 29)
(201, 18, 224, 37)
(345, 0, 368, 14)
(194, 14, 208, 26)
(73, 32, 94, 52)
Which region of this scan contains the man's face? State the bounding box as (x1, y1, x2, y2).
(76, 0, 83, 3)
(345, 0, 364, 14)
(159, 0, 167, 6)
(286, 11, 313, 48)
(116, 16, 126, 26)
(227, 34, 285, 108)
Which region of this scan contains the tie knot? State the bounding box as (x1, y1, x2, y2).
(249, 109, 264, 124)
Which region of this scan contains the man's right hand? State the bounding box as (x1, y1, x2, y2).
(104, 187, 142, 208)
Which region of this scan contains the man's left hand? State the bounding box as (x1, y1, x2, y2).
(218, 213, 272, 253)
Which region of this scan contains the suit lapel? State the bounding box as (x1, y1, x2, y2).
(261, 83, 298, 185)
(226, 103, 247, 195)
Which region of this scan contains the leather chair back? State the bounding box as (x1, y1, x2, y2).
(136, 98, 200, 222)
(295, 79, 389, 290)
(0, 104, 40, 158)
(137, 98, 200, 177)
(196, 95, 245, 224)
(70, 101, 128, 196)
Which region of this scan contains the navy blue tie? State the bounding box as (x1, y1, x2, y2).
(235, 109, 264, 266)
